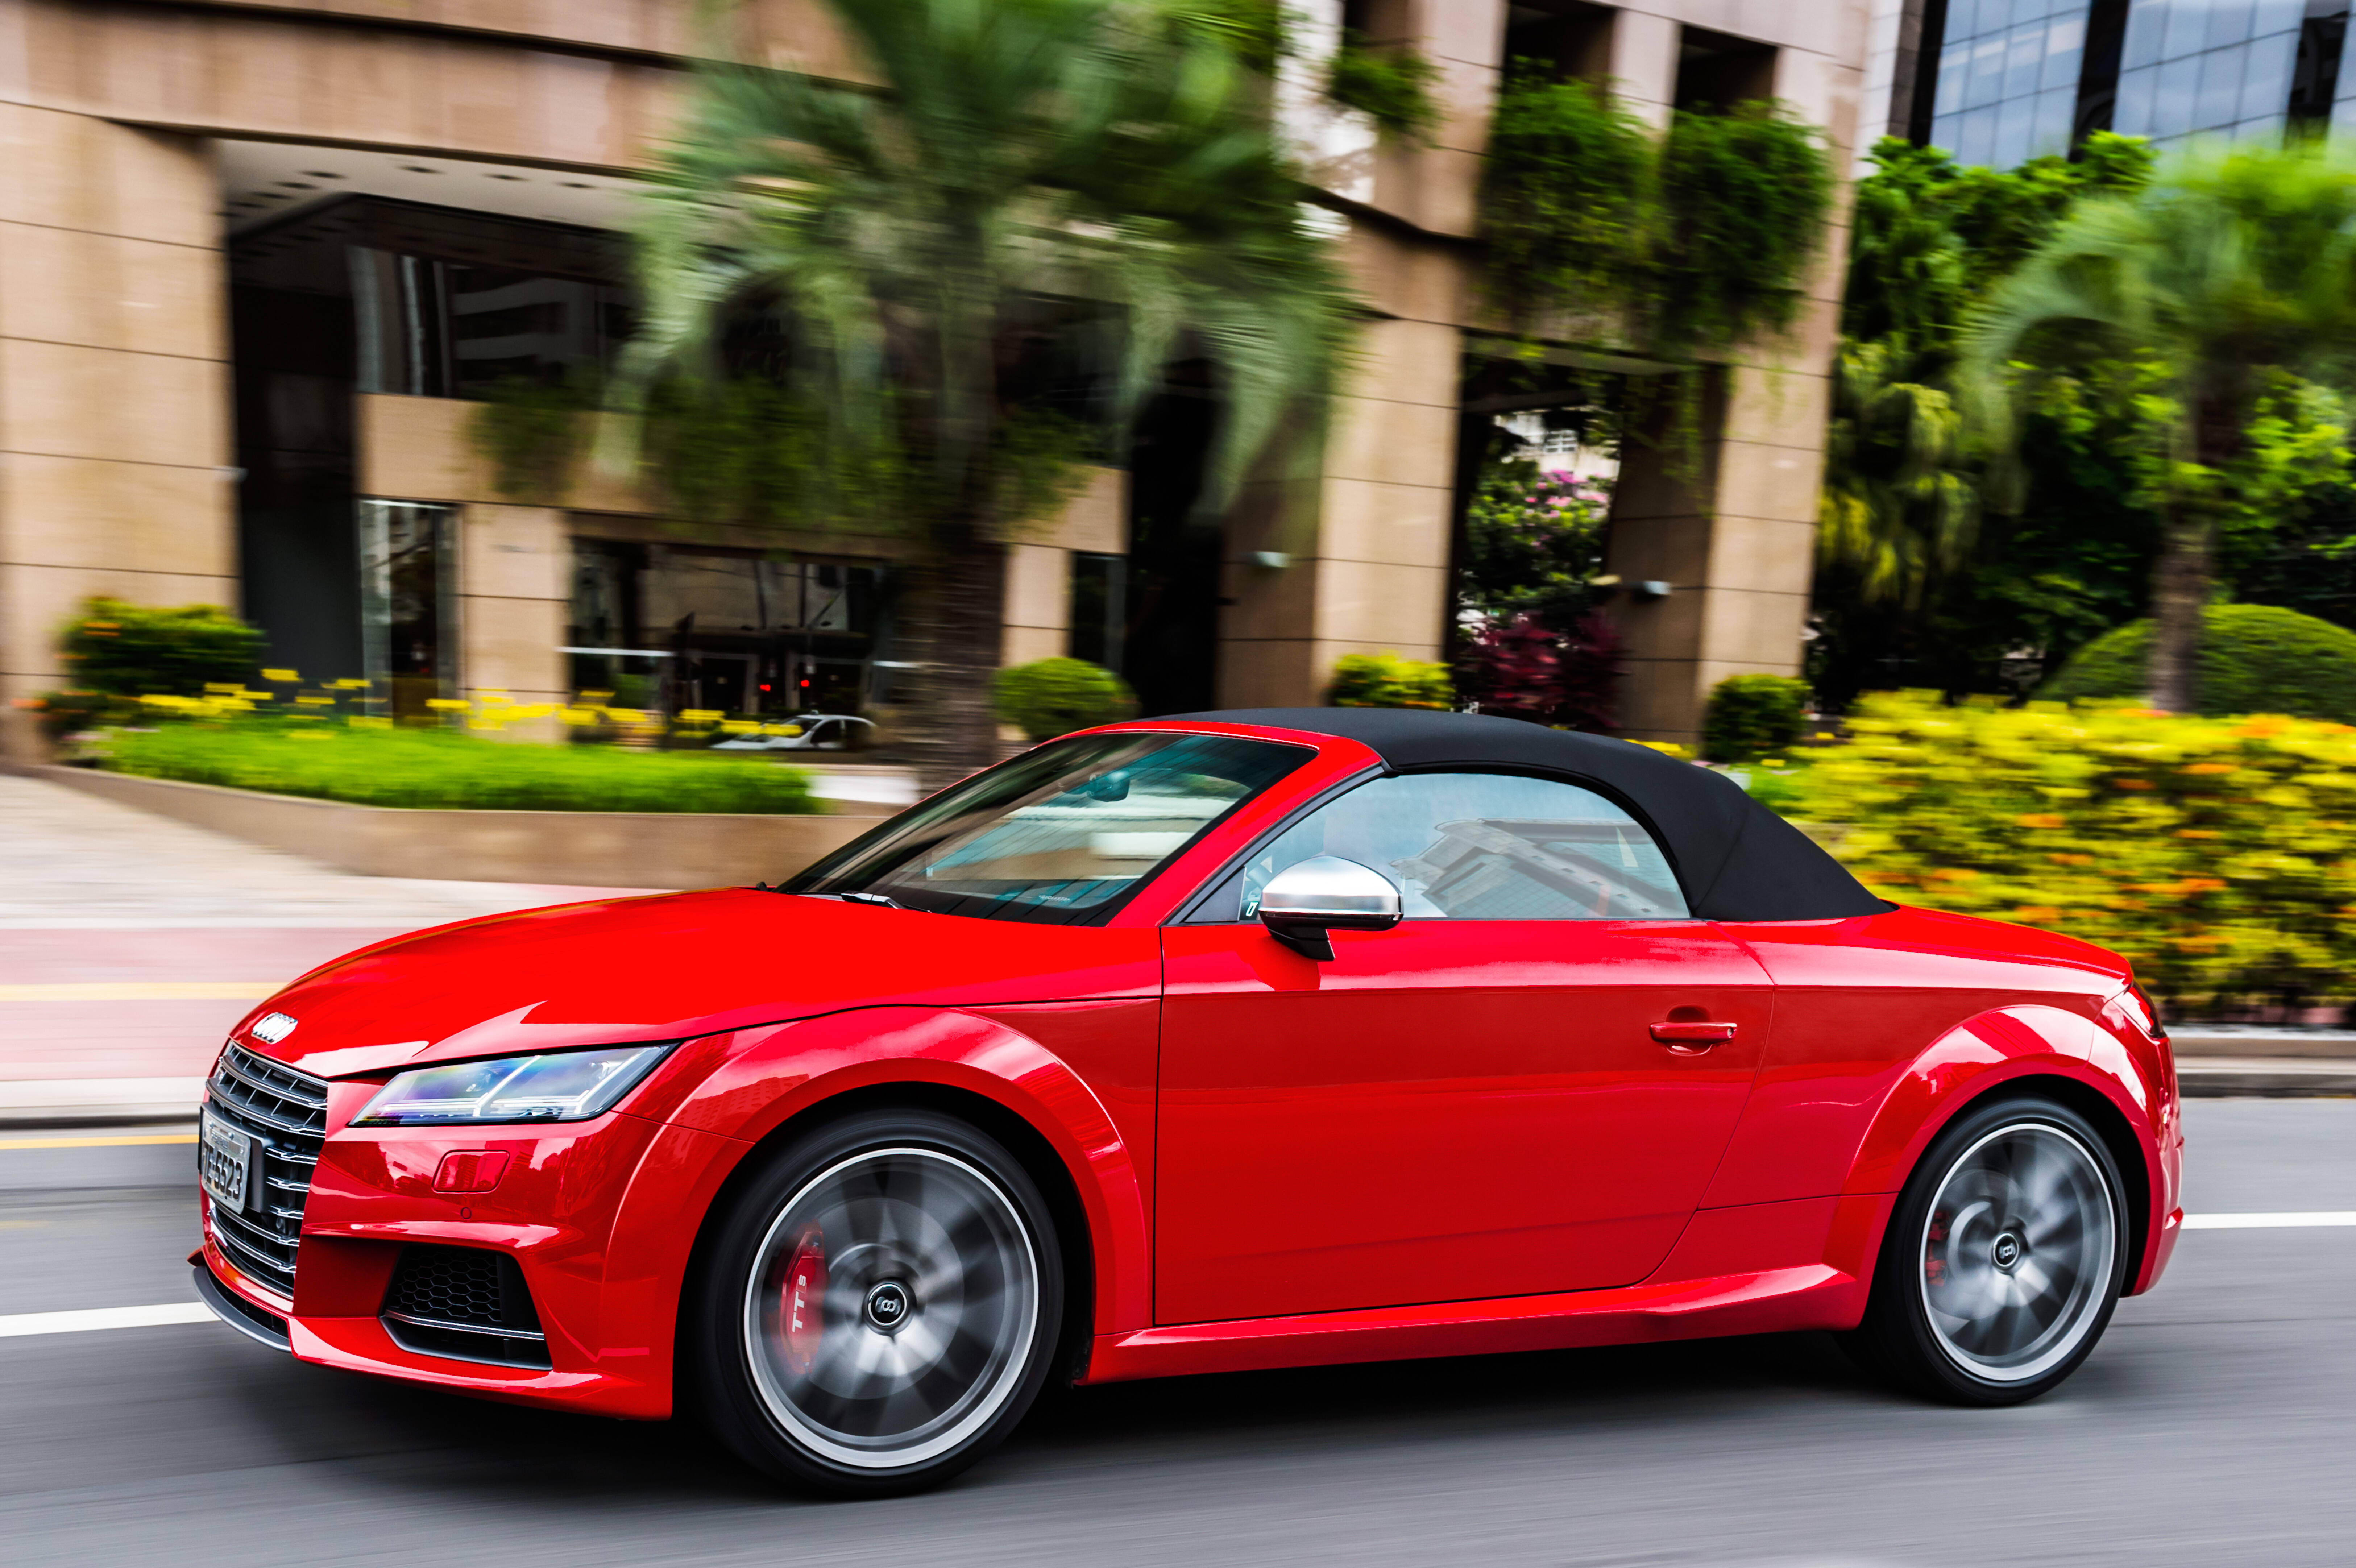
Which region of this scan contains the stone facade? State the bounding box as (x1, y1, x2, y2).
(0, 0, 1869, 756)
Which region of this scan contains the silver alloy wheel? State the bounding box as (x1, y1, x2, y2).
(1918, 1120, 2116, 1384)
(742, 1146, 1040, 1470)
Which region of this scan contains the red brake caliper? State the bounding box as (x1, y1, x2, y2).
(781, 1225, 827, 1375)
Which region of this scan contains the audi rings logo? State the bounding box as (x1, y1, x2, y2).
(864, 1280, 912, 1330)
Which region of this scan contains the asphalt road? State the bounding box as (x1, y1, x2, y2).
(3, 1103, 2353, 1568)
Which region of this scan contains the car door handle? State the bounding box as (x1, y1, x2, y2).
(1650, 1021, 1738, 1049)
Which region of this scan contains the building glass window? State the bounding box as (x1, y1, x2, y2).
(358, 500, 458, 718)
(332, 198, 628, 398)
(351, 244, 629, 398)
(1674, 25, 1778, 110)
(2295, 0, 2353, 128)
(2112, 0, 2306, 147)
(1929, 0, 2091, 166)
(1069, 551, 1127, 672)
(1501, 0, 1617, 80)
(567, 540, 888, 717)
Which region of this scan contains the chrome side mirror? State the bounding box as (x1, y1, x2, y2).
(1256, 855, 1402, 960)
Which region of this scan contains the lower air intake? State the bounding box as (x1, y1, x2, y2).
(380, 1244, 551, 1370)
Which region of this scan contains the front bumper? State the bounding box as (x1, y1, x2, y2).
(196, 1103, 751, 1419)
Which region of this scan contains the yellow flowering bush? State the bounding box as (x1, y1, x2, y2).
(1789, 693, 2356, 1008)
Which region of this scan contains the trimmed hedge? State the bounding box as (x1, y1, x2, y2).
(1327, 652, 1453, 709)
(2041, 603, 2356, 721)
(1703, 673, 1809, 763)
(992, 658, 1136, 743)
(1783, 692, 2356, 1007)
(58, 597, 265, 697)
(105, 722, 819, 814)
(37, 597, 269, 740)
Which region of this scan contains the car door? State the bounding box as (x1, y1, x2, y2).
(1155, 769, 1775, 1325)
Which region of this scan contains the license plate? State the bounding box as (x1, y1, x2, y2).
(200, 1111, 252, 1212)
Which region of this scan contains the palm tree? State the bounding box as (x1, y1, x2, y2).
(617, 0, 1356, 780)
(1966, 141, 2356, 713)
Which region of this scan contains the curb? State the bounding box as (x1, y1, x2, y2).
(2176, 1058, 2356, 1098)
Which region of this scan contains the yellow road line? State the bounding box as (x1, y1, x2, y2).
(0, 1134, 197, 1150)
(0, 982, 275, 1002)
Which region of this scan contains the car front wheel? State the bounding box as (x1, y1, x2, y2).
(1845, 1095, 2128, 1406)
(685, 1109, 1063, 1495)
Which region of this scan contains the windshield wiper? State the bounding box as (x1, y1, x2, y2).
(837, 892, 904, 909)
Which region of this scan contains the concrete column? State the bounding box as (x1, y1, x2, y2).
(997, 465, 1126, 669)
(0, 107, 233, 758)
(1600, 14, 1862, 746)
(1610, 11, 1681, 129)
(1001, 543, 1068, 668)
(1218, 314, 1459, 706)
(457, 503, 568, 730)
(1604, 366, 1828, 746)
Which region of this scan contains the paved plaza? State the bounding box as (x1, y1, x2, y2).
(0, 773, 642, 1119)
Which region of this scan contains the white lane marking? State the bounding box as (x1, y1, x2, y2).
(2182, 1211, 2356, 1230)
(0, 1303, 212, 1338)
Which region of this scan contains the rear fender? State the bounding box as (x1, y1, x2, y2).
(658, 1006, 1150, 1336)
(1842, 1003, 2169, 1293)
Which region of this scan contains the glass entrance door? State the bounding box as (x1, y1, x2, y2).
(358, 500, 458, 719)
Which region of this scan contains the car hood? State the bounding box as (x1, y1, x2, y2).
(233, 888, 1161, 1078)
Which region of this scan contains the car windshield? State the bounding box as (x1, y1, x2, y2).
(786, 731, 1310, 923)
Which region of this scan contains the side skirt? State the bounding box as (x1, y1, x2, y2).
(1084, 1192, 1892, 1384)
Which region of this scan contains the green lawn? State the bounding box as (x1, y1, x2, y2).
(104, 723, 821, 814)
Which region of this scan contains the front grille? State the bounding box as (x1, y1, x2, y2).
(203, 1042, 329, 1300)
(381, 1244, 550, 1369)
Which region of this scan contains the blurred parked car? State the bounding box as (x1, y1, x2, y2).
(710, 715, 875, 752)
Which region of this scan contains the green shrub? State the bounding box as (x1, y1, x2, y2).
(1702, 673, 1810, 763)
(1780, 692, 2356, 1008)
(1326, 33, 1440, 142)
(1327, 652, 1453, 709)
(2041, 603, 2356, 721)
(1480, 73, 1657, 331)
(58, 597, 264, 697)
(1654, 103, 1833, 353)
(991, 658, 1137, 743)
(1478, 82, 1833, 355)
(105, 722, 819, 814)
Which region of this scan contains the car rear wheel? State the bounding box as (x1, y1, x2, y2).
(685, 1109, 1063, 1496)
(1844, 1095, 2128, 1406)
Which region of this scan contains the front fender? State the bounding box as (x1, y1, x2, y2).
(653, 1004, 1153, 1337)
(1841, 1003, 2172, 1292)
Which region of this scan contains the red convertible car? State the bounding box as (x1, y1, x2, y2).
(192, 709, 2181, 1494)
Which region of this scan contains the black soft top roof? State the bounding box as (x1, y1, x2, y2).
(1170, 707, 1885, 922)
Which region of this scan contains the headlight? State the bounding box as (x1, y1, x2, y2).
(353, 1043, 675, 1127)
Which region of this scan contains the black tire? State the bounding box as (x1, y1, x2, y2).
(684, 1108, 1064, 1496)
(1843, 1094, 2128, 1406)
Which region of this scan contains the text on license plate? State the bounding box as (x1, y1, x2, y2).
(200, 1111, 252, 1211)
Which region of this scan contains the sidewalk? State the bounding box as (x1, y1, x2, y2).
(0, 772, 653, 1124)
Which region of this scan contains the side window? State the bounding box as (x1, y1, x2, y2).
(1214, 771, 1688, 921)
